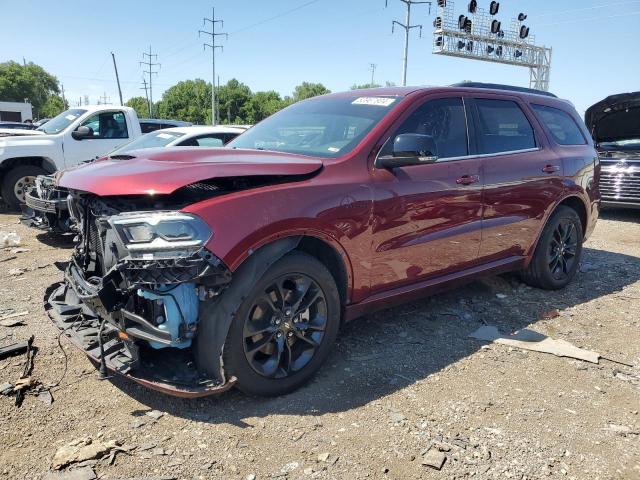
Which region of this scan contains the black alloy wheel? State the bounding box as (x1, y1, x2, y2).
(243, 273, 328, 379)
(547, 219, 579, 281)
(521, 205, 583, 290)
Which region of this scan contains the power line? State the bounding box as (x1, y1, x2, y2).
(533, 0, 640, 18)
(536, 10, 640, 26)
(386, 0, 432, 86)
(199, 7, 227, 126)
(230, 0, 320, 35)
(140, 46, 160, 118)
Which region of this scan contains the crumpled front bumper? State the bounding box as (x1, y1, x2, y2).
(45, 255, 236, 397)
(20, 184, 73, 233)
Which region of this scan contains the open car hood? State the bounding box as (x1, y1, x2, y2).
(585, 92, 640, 144)
(58, 147, 323, 196)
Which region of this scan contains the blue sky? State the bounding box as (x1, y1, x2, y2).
(2, 0, 639, 115)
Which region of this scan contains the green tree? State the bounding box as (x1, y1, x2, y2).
(125, 96, 150, 119)
(292, 82, 330, 102)
(156, 79, 212, 124)
(0, 61, 60, 117)
(40, 95, 68, 118)
(217, 79, 252, 124)
(243, 90, 286, 123)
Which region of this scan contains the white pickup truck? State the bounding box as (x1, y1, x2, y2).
(0, 105, 143, 209)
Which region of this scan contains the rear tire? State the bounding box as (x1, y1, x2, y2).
(217, 251, 340, 396)
(1, 165, 47, 210)
(521, 205, 583, 290)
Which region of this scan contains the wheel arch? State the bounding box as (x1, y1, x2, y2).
(0, 156, 57, 176)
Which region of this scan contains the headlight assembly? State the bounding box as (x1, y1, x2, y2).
(109, 211, 212, 255)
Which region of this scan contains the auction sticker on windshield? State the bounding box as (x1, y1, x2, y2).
(352, 97, 397, 107)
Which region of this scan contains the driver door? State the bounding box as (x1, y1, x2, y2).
(369, 95, 483, 293)
(62, 111, 131, 166)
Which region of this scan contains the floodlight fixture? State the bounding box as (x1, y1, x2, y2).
(468, 0, 477, 14)
(438, 0, 446, 7)
(519, 25, 530, 39)
(487, 45, 495, 54)
(518, 13, 527, 22)
(489, 1, 499, 15)
(491, 20, 501, 34)
(496, 45, 503, 56)
(515, 50, 523, 58)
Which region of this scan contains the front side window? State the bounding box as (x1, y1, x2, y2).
(531, 104, 586, 146)
(80, 111, 129, 139)
(474, 99, 536, 154)
(380, 97, 468, 159)
(227, 95, 401, 158)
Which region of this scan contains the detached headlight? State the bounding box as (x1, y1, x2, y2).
(109, 211, 212, 254)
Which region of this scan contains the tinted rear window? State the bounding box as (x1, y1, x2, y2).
(474, 99, 536, 154)
(531, 104, 586, 145)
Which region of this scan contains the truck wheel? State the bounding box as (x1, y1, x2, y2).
(521, 205, 583, 290)
(1, 165, 47, 210)
(207, 251, 341, 396)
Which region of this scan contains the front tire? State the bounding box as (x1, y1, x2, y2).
(521, 205, 583, 290)
(216, 251, 341, 396)
(1, 165, 47, 210)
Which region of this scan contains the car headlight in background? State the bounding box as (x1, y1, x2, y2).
(109, 211, 212, 254)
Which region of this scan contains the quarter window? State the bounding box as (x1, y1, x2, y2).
(381, 97, 468, 159)
(531, 104, 586, 145)
(474, 99, 536, 154)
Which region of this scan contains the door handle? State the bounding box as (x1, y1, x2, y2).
(542, 164, 560, 174)
(456, 174, 480, 185)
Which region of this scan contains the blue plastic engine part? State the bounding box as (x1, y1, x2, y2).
(138, 283, 199, 349)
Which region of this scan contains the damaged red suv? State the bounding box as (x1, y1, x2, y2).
(46, 84, 599, 397)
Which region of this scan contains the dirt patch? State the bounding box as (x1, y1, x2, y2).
(0, 210, 638, 479)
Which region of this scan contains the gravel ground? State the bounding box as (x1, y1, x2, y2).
(0, 209, 638, 480)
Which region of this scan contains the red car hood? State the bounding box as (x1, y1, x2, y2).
(58, 148, 323, 196)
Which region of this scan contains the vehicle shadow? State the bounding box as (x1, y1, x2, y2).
(110, 246, 640, 425)
(600, 208, 640, 224)
(35, 231, 76, 248)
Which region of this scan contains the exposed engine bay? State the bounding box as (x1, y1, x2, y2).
(46, 191, 235, 396)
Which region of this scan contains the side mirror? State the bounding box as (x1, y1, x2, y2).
(71, 126, 93, 140)
(378, 133, 439, 169)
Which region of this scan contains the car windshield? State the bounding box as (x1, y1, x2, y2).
(110, 130, 185, 154)
(37, 109, 87, 134)
(227, 95, 401, 158)
(599, 138, 640, 151)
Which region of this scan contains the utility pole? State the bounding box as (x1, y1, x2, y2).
(369, 63, 377, 86)
(111, 52, 124, 106)
(199, 7, 227, 126)
(60, 84, 67, 109)
(140, 46, 160, 118)
(140, 77, 150, 117)
(99, 92, 110, 105)
(387, 0, 431, 86)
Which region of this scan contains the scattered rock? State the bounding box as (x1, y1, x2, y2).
(245, 474, 256, 480)
(0, 310, 28, 324)
(43, 466, 96, 480)
(421, 448, 446, 470)
(10, 248, 30, 254)
(38, 389, 54, 405)
(317, 452, 330, 462)
(0, 382, 13, 395)
(0, 231, 21, 248)
(146, 409, 165, 420)
(389, 411, 406, 423)
(8, 268, 24, 276)
(282, 461, 299, 473)
(51, 438, 120, 470)
(540, 309, 560, 320)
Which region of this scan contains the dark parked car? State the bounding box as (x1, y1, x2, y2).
(46, 84, 599, 397)
(0, 121, 36, 130)
(139, 118, 192, 133)
(586, 92, 640, 209)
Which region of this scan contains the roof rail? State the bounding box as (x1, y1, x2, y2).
(450, 82, 557, 98)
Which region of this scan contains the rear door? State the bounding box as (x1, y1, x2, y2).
(467, 95, 564, 262)
(369, 95, 483, 292)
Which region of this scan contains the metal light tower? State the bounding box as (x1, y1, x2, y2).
(387, 0, 432, 86)
(432, 0, 552, 91)
(200, 7, 227, 126)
